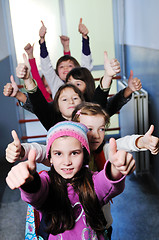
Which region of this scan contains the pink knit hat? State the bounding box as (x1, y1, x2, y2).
(46, 121, 90, 157)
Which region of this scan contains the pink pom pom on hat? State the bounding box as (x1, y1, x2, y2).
(46, 121, 90, 158)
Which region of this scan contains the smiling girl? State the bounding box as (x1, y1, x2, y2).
(6, 104, 159, 240)
(6, 121, 135, 240)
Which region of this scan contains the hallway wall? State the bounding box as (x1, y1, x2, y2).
(0, 56, 20, 157)
(0, 0, 21, 159)
(113, 0, 159, 188)
(124, 45, 159, 186)
(1, 0, 159, 187)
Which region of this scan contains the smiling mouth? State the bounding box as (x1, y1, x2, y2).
(62, 168, 74, 174)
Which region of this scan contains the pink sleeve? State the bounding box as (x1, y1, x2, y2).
(29, 58, 52, 102)
(93, 161, 125, 204)
(64, 51, 71, 56)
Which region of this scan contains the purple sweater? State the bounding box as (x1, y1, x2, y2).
(20, 161, 125, 239)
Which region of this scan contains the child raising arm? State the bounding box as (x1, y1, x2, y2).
(16, 54, 84, 130)
(5, 104, 159, 239)
(6, 105, 159, 165)
(59, 35, 71, 55)
(6, 121, 135, 239)
(24, 43, 52, 102)
(3, 75, 35, 113)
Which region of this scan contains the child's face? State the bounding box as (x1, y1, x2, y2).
(58, 60, 75, 81)
(50, 136, 84, 179)
(58, 87, 82, 120)
(67, 76, 86, 94)
(79, 114, 106, 151)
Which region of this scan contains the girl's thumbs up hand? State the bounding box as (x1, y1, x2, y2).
(6, 130, 22, 163)
(108, 138, 136, 180)
(137, 125, 159, 155)
(6, 149, 36, 190)
(78, 18, 89, 38)
(16, 53, 30, 79)
(104, 51, 120, 77)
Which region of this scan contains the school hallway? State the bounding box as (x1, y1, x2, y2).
(0, 159, 159, 240)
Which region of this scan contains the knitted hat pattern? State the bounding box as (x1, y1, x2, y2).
(46, 121, 90, 157)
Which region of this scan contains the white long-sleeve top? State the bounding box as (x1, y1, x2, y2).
(103, 134, 146, 160)
(40, 53, 93, 99)
(21, 134, 146, 163)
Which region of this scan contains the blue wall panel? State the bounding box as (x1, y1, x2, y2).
(124, 44, 159, 185)
(0, 56, 21, 159)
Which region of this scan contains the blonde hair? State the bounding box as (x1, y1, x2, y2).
(72, 102, 110, 129)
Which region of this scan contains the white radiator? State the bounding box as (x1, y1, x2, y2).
(118, 80, 149, 175)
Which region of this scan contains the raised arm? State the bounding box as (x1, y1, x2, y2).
(60, 35, 71, 55)
(16, 54, 58, 130)
(101, 51, 121, 89)
(3, 75, 35, 113)
(39, 21, 64, 98)
(135, 125, 159, 155)
(3, 75, 26, 103)
(123, 70, 142, 98)
(93, 51, 120, 110)
(106, 70, 142, 116)
(103, 125, 159, 162)
(39, 20, 47, 45)
(108, 138, 136, 180)
(6, 130, 24, 163)
(24, 43, 52, 102)
(6, 130, 50, 166)
(6, 149, 37, 190)
(78, 18, 93, 71)
(16, 54, 36, 91)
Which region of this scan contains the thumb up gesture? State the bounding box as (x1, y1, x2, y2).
(6, 149, 37, 190)
(3, 75, 19, 97)
(16, 53, 36, 90)
(101, 51, 121, 89)
(109, 138, 136, 180)
(6, 130, 23, 163)
(104, 51, 121, 77)
(39, 20, 47, 42)
(137, 125, 159, 155)
(78, 18, 89, 39)
(127, 70, 142, 92)
(16, 53, 30, 80)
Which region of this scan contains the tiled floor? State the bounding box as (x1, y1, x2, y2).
(1, 159, 159, 240)
(0, 159, 27, 240)
(111, 173, 159, 240)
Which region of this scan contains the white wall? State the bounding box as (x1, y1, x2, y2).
(9, 0, 115, 70)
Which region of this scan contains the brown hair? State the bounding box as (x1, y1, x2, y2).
(53, 84, 85, 113)
(56, 55, 80, 75)
(72, 102, 110, 129)
(66, 67, 95, 102)
(41, 148, 107, 236)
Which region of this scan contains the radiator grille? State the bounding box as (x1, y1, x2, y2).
(118, 80, 149, 175)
